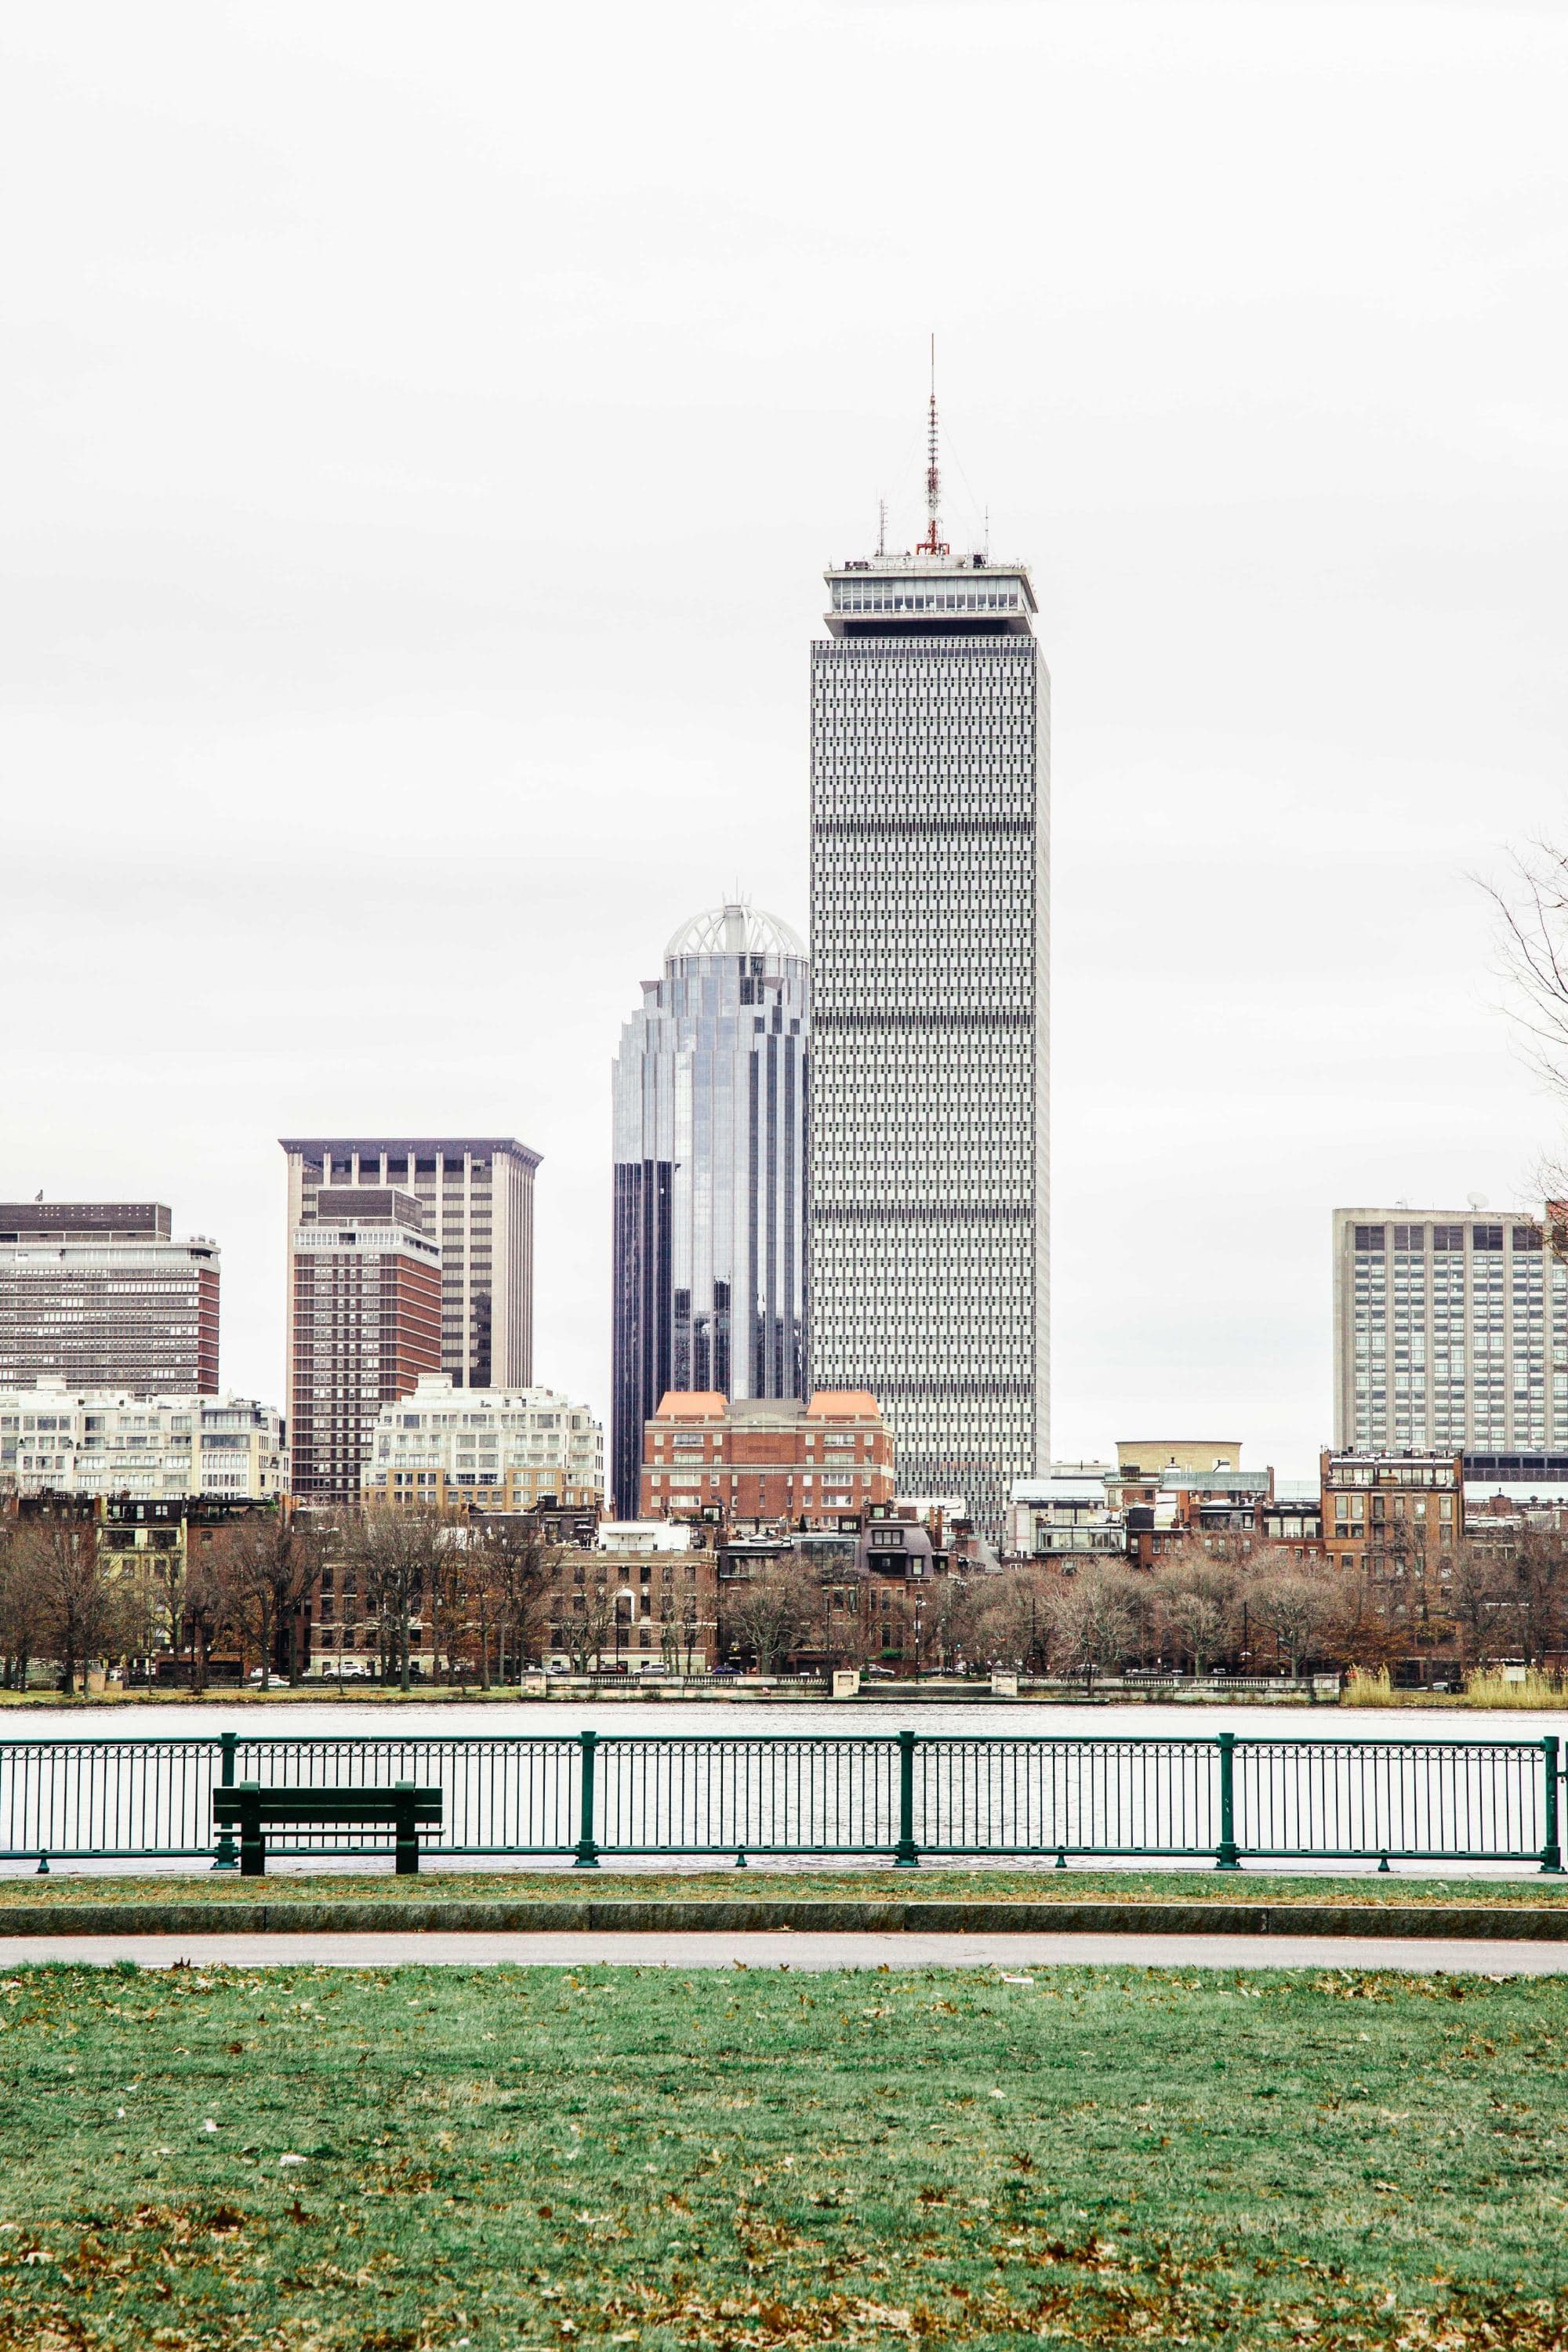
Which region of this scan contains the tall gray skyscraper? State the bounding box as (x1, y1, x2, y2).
(611, 903, 810, 1517)
(808, 419, 1049, 1537)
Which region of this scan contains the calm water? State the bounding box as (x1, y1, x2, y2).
(5, 1697, 1567, 1743)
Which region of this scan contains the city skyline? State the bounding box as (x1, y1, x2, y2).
(6, 8, 1568, 1481)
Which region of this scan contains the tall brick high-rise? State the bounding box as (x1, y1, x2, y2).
(285, 1188, 441, 1504)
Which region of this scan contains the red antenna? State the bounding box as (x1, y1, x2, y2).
(916, 333, 949, 557)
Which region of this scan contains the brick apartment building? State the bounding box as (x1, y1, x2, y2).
(640, 1390, 894, 1526)
(1320, 1448, 1464, 1576)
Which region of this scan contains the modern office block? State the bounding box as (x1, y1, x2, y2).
(610, 902, 810, 1518)
(285, 1188, 441, 1504)
(281, 1137, 539, 1391)
(0, 1203, 219, 1395)
(1333, 1208, 1566, 1453)
(808, 520, 1049, 1537)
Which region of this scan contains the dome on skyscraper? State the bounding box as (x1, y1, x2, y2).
(664, 902, 806, 960)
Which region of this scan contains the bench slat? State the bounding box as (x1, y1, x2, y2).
(213, 1786, 442, 1825)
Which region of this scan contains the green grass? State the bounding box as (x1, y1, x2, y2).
(3, 1864, 1567, 1907)
(4, 1960, 1568, 2349)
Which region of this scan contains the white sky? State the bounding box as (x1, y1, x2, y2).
(4, 1, 1567, 1483)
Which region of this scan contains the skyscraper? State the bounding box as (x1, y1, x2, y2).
(610, 902, 810, 1518)
(807, 404, 1049, 1537)
(0, 1203, 220, 1395)
(280, 1138, 538, 1391)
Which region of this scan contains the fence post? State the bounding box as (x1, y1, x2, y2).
(1542, 1736, 1563, 1875)
(1215, 1731, 1240, 1871)
(573, 1730, 601, 1868)
(212, 1730, 239, 1871)
(894, 1728, 920, 1867)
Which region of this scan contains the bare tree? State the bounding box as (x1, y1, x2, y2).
(1483, 840, 1568, 1111)
(1444, 1540, 1517, 1669)
(1250, 1568, 1335, 1679)
(1047, 1564, 1138, 1693)
(561, 1578, 619, 1673)
(343, 1506, 452, 1690)
(659, 1588, 702, 1672)
(0, 1522, 46, 1690)
(923, 1571, 984, 1674)
(467, 1517, 556, 1682)
(181, 1538, 231, 1694)
(973, 1563, 1058, 1674)
(1507, 1524, 1568, 1666)
(722, 1559, 819, 1674)
(16, 1515, 128, 1691)
(1158, 1562, 1236, 1675)
(212, 1510, 320, 1687)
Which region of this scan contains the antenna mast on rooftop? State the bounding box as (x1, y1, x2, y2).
(916, 334, 949, 557)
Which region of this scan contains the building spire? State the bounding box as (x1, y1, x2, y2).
(916, 334, 949, 557)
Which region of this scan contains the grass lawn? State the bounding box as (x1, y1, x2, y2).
(3, 1962, 1568, 2350)
(2, 1864, 1567, 1908)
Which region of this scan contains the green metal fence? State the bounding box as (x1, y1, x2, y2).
(0, 1728, 1561, 1871)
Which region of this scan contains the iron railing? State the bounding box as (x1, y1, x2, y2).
(0, 1727, 1561, 1871)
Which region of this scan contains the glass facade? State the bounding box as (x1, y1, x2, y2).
(808, 556, 1051, 1540)
(610, 904, 810, 1518)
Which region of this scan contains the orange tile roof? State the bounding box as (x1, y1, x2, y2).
(806, 1389, 882, 1419)
(653, 1391, 728, 1419)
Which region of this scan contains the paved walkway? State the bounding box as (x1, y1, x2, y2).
(2, 1929, 1566, 1972)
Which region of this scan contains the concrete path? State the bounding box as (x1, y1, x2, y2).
(2, 1929, 1566, 1973)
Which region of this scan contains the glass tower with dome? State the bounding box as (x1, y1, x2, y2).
(610, 902, 809, 1518)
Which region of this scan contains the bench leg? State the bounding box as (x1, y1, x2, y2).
(394, 1788, 419, 1875)
(240, 1792, 265, 1876)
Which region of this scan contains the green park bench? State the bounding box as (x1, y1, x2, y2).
(212, 1780, 443, 1877)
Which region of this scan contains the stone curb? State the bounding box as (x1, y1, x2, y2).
(2, 1896, 1568, 1940)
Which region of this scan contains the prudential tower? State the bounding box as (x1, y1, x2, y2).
(807, 391, 1049, 1537)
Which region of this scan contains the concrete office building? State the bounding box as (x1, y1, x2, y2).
(1333, 1209, 1566, 1454)
(611, 903, 810, 1517)
(0, 1203, 220, 1396)
(807, 408, 1049, 1537)
(281, 1138, 539, 1392)
(286, 1189, 441, 1504)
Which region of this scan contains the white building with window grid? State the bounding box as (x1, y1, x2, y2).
(1332, 1208, 1564, 1453)
(808, 546, 1049, 1537)
(0, 1382, 283, 1500)
(361, 1372, 603, 1510)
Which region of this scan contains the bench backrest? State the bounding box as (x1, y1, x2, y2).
(212, 1781, 443, 1827)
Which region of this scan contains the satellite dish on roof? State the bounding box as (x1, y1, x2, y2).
(1468, 1192, 1488, 1210)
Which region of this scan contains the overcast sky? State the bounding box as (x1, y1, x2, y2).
(4, 1, 1567, 1481)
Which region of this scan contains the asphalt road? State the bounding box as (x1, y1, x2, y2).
(1, 1929, 1565, 1972)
